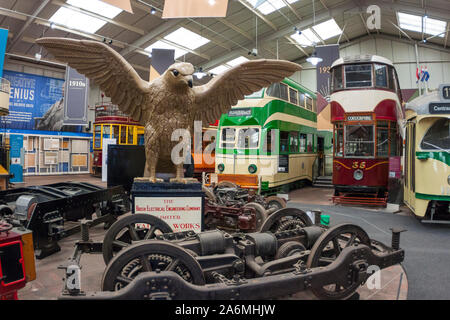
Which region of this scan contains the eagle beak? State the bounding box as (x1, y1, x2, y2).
(188, 79, 193, 88)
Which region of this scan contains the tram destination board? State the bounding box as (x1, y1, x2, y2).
(429, 102, 450, 114)
(228, 108, 252, 117)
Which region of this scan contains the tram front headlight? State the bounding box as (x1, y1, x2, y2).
(353, 169, 364, 181)
(248, 164, 257, 174)
(218, 163, 225, 172)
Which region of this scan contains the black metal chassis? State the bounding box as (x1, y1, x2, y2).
(0, 182, 128, 259)
(59, 223, 405, 300)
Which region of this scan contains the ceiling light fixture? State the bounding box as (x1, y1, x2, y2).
(35, 52, 42, 61)
(208, 0, 216, 5)
(150, 7, 156, 14)
(194, 67, 206, 79)
(50, 22, 55, 29)
(306, 50, 323, 66)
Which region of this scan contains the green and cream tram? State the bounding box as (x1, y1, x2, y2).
(210, 78, 329, 194)
(404, 84, 450, 223)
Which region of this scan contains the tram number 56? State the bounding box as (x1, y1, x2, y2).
(352, 161, 366, 169)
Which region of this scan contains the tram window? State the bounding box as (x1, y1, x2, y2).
(305, 96, 313, 111)
(377, 125, 389, 157)
(388, 66, 395, 90)
(289, 88, 298, 105)
(299, 133, 306, 152)
(120, 125, 127, 144)
(102, 125, 111, 139)
(345, 124, 374, 157)
(279, 83, 288, 101)
(420, 118, 450, 150)
(375, 64, 388, 88)
(307, 134, 313, 152)
(299, 93, 305, 108)
(345, 64, 372, 88)
(112, 125, 119, 140)
(289, 132, 299, 153)
(128, 127, 134, 144)
(237, 128, 259, 149)
(332, 65, 343, 91)
(221, 128, 236, 149)
(390, 125, 398, 156)
(312, 99, 317, 113)
(280, 131, 289, 153)
(263, 129, 276, 153)
(266, 83, 280, 98)
(334, 129, 343, 157)
(94, 125, 101, 149)
(245, 88, 264, 99)
(137, 133, 145, 145)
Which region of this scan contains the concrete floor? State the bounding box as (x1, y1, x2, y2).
(13, 175, 441, 300)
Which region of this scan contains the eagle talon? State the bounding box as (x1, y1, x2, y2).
(134, 177, 164, 183)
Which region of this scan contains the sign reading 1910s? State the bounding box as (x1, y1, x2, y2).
(134, 196, 202, 233)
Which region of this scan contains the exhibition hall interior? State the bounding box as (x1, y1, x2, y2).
(0, 0, 449, 302)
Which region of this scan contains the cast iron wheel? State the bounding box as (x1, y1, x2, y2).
(101, 240, 205, 291)
(275, 241, 306, 259)
(264, 196, 287, 211)
(102, 214, 173, 264)
(260, 208, 312, 233)
(243, 202, 268, 231)
(306, 223, 371, 300)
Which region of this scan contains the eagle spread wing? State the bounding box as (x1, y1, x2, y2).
(35, 37, 151, 123)
(192, 59, 301, 124)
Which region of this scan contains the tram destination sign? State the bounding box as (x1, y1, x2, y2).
(228, 108, 252, 117)
(346, 115, 372, 121)
(429, 102, 450, 114)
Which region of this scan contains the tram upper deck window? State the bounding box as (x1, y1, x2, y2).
(289, 88, 298, 105)
(420, 118, 450, 150)
(267, 83, 289, 101)
(237, 128, 259, 149)
(221, 128, 236, 149)
(375, 64, 388, 88)
(388, 66, 396, 91)
(345, 64, 372, 88)
(246, 88, 264, 99)
(345, 124, 374, 157)
(305, 95, 313, 111)
(332, 65, 343, 91)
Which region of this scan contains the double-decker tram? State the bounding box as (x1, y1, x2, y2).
(92, 103, 144, 176)
(330, 55, 404, 205)
(404, 84, 450, 223)
(211, 78, 327, 194)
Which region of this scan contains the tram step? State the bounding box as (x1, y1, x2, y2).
(312, 183, 333, 188)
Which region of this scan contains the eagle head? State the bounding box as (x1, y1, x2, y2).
(164, 62, 194, 89)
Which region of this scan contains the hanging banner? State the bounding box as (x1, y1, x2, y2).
(0, 28, 8, 79)
(149, 49, 175, 81)
(163, 0, 229, 18)
(63, 66, 89, 127)
(2, 70, 64, 130)
(316, 45, 340, 108)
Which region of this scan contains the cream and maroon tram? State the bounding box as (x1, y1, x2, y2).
(330, 55, 404, 204)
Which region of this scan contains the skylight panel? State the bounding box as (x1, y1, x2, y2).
(49, 7, 107, 33)
(246, 0, 299, 15)
(424, 16, 447, 37)
(66, 0, 122, 19)
(164, 27, 210, 51)
(209, 65, 230, 75)
(290, 28, 320, 47)
(398, 12, 423, 33)
(313, 19, 342, 40)
(145, 41, 188, 59)
(226, 56, 249, 67)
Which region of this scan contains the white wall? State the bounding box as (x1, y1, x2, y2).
(291, 36, 450, 92)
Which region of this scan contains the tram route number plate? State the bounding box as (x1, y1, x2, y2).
(134, 196, 202, 233)
(429, 102, 450, 114)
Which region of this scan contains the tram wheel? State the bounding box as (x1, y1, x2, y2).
(243, 202, 268, 231)
(260, 208, 312, 233)
(264, 196, 287, 211)
(102, 214, 173, 265)
(101, 240, 205, 292)
(306, 223, 371, 300)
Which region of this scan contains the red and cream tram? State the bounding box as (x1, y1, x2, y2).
(330, 55, 404, 204)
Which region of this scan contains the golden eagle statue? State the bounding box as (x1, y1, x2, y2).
(36, 37, 301, 182)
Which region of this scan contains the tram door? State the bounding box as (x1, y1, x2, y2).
(404, 120, 416, 208)
(317, 137, 325, 177)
